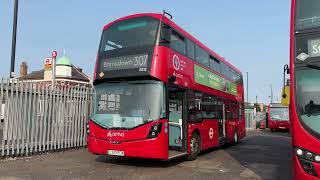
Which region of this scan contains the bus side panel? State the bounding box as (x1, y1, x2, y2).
(226, 119, 245, 141)
(199, 119, 219, 150)
(226, 120, 237, 142)
(240, 118, 246, 139)
(150, 46, 168, 82)
(187, 121, 219, 152)
(166, 47, 194, 88)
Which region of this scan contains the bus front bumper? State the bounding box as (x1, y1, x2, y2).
(87, 135, 168, 160)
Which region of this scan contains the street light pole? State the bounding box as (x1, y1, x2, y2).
(246, 72, 249, 103)
(270, 84, 273, 103)
(10, 0, 19, 78)
(51, 51, 58, 90)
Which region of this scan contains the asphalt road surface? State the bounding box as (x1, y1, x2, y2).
(0, 130, 292, 180)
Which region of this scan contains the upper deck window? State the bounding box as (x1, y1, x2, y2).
(221, 62, 230, 79)
(186, 39, 195, 59)
(209, 55, 221, 73)
(195, 45, 209, 67)
(99, 16, 159, 53)
(170, 30, 186, 55)
(230, 69, 238, 82)
(296, 0, 320, 30)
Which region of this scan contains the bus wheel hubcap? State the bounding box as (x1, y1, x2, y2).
(190, 138, 198, 154)
(234, 132, 238, 143)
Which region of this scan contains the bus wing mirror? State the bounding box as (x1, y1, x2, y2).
(168, 75, 176, 83)
(160, 25, 171, 43)
(281, 85, 290, 106)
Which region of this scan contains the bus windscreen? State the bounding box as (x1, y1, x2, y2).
(93, 80, 166, 129)
(296, 69, 320, 134)
(99, 17, 159, 53)
(296, 0, 320, 30)
(96, 16, 159, 77)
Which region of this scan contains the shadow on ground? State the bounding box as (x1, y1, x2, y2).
(94, 131, 293, 180)
(225, 131, 293, 180)
(95, 154, 186, 168)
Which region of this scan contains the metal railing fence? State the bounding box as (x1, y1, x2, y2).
(0, 79, 93, 157)
(245, 109, 255, 130)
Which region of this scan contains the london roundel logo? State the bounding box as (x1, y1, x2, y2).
(209, 128, 214, 139)
(173, 55, 180, 71)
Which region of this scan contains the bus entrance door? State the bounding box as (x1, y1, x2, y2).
(219, 103, 227, 145)
(168, 86, 187, 159)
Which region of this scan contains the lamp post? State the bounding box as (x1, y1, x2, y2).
(51, 51, 57, 89)
(270, 84, 273, 104)
(10, 0, 19, 78)
(246, 72, 249, 103)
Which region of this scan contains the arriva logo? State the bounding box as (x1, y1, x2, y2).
(173, 55, 180, 71)
(107, 131, 125, 138)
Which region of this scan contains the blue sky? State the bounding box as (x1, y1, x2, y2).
(0, 0, 290, 103)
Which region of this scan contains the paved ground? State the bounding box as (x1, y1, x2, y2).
(0, 130, 292, 180)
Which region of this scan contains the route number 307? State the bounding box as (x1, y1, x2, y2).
(134, 54, 148, 71)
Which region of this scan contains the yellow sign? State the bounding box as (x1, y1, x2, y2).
(44, 57, 53, 71)
(44, 64, 52, 70)
(281, 86, 290, 106)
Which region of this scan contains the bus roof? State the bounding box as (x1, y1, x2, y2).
(102, 13, 242, 75)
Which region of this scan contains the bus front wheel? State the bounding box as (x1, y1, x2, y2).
(187, 133, 200, 161)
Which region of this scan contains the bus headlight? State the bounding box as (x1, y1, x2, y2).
(86, 123, 90, 134)
(295, 147, 317, 161)
(296, 148, 303, 156)
(315, 155, 320, 162)
(147, 123, 162, 139)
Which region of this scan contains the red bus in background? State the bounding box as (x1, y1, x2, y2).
(87, 12, 245, 160)
(255, 112, 266, 129)
(259, 119, 266, 129)
(267, 103, 289, 132)
(289, 0, 320, 178)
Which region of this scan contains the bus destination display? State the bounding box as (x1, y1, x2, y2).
(101, 54, 148, 71)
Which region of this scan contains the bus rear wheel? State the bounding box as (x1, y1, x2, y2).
(187, 133, 200, 161)
(233, 130, 238, 144)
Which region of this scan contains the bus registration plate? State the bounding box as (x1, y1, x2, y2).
(107, 150, 124, 156)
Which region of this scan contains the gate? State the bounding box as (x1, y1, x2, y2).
(0, 79, 93, 157)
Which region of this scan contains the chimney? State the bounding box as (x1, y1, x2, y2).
(77, 67, 83, 73)
(20, 61, 28, 77)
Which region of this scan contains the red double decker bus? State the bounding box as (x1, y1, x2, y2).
(87, 12, 245, 160)
(289, 0, 320, 178)
(268, 103, 289, 132)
